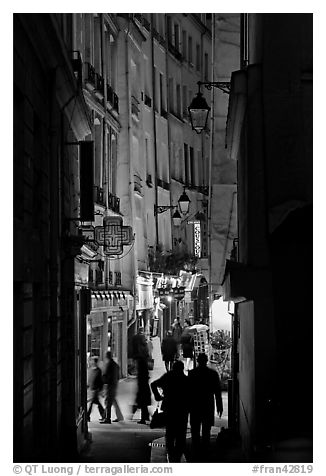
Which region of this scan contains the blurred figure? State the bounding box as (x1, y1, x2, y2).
(100, 351, 124, 423)
(180, 321, 194, 372)
(161, 330, 178, 371)
(151, 360, 190, 462)
(188, 353, 223, 460)
(171, 318, 183, 345)
(131, 327, 151, 424)
(87, 356, 105, 421)
(131, 326, 149, 361)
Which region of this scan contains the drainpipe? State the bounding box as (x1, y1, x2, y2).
(124, 18, 138, 330)
(100, 13, 111, 289)
(207, 12, 215, 333)
(151, 14, 159, 248)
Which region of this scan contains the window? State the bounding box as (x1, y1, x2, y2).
(204, 52, 209, 81)
(167, 15, 172, 43)
(184, 143, 189, 185)
(158, 13, 165, 36)
(144, 56, 150, 98)
(94, 118, 103, 188)
(174, 23, 180, 50)
(176, 84, 181, 117)
(190, 147, 195, 186)
(130, 59, 139, 99)
(182, 30, 187, 58)
(197, 150, 202, 187)
(182, 85, 188, 117)
(188, 36, 193, 64)
(145, 136, 151, 180)
(196, 43, 201, 71)
(84, 14, 93, 63)
(160, 73, 166, 114)
(168, 77, 174, 113)
(93, 15, 102, 73)
(154, 67, 159, 112)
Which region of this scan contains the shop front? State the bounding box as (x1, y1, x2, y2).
(87, 290, 130, 377)
(136, 274, 154, 338)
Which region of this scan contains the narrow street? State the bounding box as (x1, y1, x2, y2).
(82, 337, 229, 462)
(13, 12, 312, 464)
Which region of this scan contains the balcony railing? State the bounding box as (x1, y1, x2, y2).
(84, 62, 96, 89)
(134, 174, 143, 195)
(94, 186, 105, 206)
(168, 42, 183, 62)
(152, 28, 166, 46)
(131, 95, 140, 119)
(113, 92, 119, 113)
(161, 108, 168, 119)
(144, 94, 152, 108)
(156, 178, 170, 190)
(108, 192, 120, 213)
(106, 84, 119, 113)
(146, 174, 153, 187)
(95, 73, 104, 98)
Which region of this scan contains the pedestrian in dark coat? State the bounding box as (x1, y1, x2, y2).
(131, 328, 151, 424)
(87, 356, 105, 421)
(100, 352, 124, 423)
(188, 353, 223, 459)
(180, 323, 194, 371)
(151, 360, 190, 462)
(161, 331, 178, 371)
(131, 326, 149, 361)
(171, 318, 183, 344)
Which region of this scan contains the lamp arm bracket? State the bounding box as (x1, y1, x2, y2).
(197, 81, 231, 94)
(154, 205, 175, 215)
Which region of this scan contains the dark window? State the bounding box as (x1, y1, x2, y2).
(184, 143, 189, 185)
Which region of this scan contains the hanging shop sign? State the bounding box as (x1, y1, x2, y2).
(79, 217, 133, 255)
(172, 286, 185, 300)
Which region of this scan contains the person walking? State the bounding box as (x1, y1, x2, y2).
(171, 318, 183, 344)
(100, 351, 124, 424)
(180, 320, 194, 372)
(161, 331, 178, 371)
(151, 360, 190, 462)
(188, 353, 223, 460)
(87, 356, 105, 421)
(131, 327, 151, 424)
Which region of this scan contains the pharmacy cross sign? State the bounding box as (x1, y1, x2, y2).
(79, 216, 133, 255)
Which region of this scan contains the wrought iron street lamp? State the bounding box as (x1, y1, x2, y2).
(154, 188, 191, 225)
(178, 187, 191, 215)
(188, 81, 230, 134)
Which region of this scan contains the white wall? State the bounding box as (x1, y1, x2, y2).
(211, 298, 231, 332)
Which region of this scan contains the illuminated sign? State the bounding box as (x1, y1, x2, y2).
(194, 222, 201, 257)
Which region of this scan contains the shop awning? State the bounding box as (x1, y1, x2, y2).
(91, 290, 129, 301)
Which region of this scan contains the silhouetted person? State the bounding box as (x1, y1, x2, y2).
(131, 326, 149, 361)
(161, 331, 178, 371)
(171, 318, 183, 344)
(151, 360, 190, 462)
(87, 356, 105, 421)
(188, 353, 223, 460)
(180, 322, 194, 372)
(100, 351, 124, 423)
(131, 327, 151, 424)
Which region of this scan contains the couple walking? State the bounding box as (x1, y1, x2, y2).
(161, 319, 194, 371)
(87, 352, 124, 424)
(151, 353, 223, 462)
